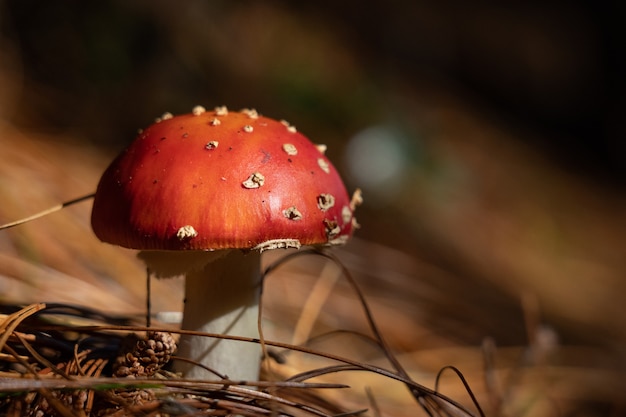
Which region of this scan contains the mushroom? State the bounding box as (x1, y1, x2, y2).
(91, 107, 360, 380)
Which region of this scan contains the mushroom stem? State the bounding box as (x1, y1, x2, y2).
(138, 249, 261, 380)
(178, 250, 261, 380)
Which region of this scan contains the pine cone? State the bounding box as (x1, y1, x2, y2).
(113, 331, 177, 378)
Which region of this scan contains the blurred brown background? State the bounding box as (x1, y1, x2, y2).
(1, 1, 625, 416)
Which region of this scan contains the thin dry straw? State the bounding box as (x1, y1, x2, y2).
(0, 193, 95, 230)
(1, 303, 353, 416)
(260, 249, 484, 417)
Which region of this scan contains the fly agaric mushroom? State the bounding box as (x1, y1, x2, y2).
(91, 106, 360, 380)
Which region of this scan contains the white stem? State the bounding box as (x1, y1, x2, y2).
(177, 250, 261, 380)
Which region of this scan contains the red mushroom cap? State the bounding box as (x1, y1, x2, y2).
(91, 107, 358, 251)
